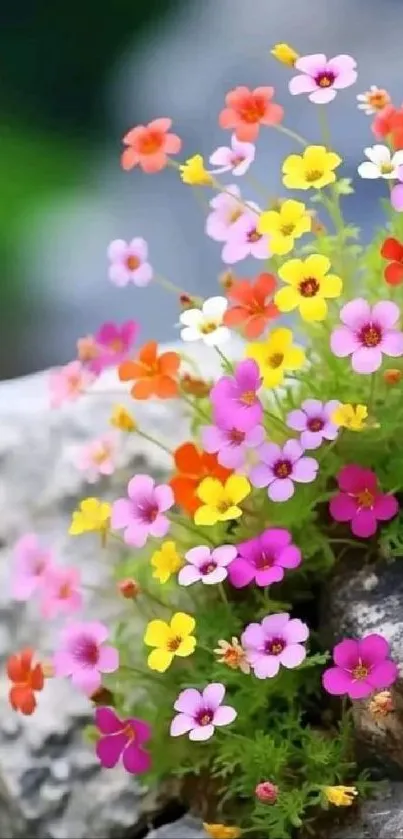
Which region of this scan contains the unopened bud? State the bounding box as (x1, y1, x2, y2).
(219, 270, 236, 291)
(91, 686, 115, 706)
(255, 781, 278, 804)
(383, 368, 402, 385)
(118, 578, 141, 599)
(369, 690, 394, 718)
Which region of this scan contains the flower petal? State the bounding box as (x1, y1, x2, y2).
(202, 682, 225, 709)
(96, 733, 126, 768)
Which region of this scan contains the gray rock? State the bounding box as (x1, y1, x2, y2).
(148, 815, 207, 839)
(0, 343, 241, 838)
(329, 782, 403, 839)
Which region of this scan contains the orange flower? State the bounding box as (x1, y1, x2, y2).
(224, 272, 279, 339)
(170, 442, 232, 514)
(219, 86, 283, 142)
(372, 105, 403, 150)
(180, 373, 211, 398)
(7, 648, 44, 715)
(119, 341, 180, 399)
(121, 118, 182, 173)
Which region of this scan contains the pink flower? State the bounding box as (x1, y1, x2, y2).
(40, 566, 82, 619)
(76, 433, 117, 483)
(170, 683, 237, 741)
(211, 360, 263, 432)
(329, 465, 398, 538)
(49, 361, 94, 408)
(242, 613, 309, 679)
(255, 782, 279, 805)
(289, 53, 357, 103)
(286, 399, 341, 450)
(178, 545, 237, 587)
(228, 528, 301, 589)
(201, 423, 265, 470)
(205, 186, 248, 243)
(107, 238, 152, 287)
(322, 634, 398, 700)
(391, 165, 403, 212)
(87, 321, 139, 374)
(95, 707, 152, 774)
(209, 134, 255, 176)
(53, 621, 119, 696)
(12, 533, 54, 601)
(222, 210, 269, 264)
(330, 299, 403, 374)
(112, 474, 174, 547)
(250, 440, 318, 502)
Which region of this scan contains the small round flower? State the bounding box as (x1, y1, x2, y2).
(286, 399, 341, 449)
(209, 134, 255, 177)
(69, 498, 111, 538)
(170, 682, 237, 740)
(112, 475, 174, 548)
(201, 423, 266, 470)
(219, 86, 283, 142)
(110, 404, 137, 432)
(250, 440, 318, 503)
(368, 690, 394, 718)
(121, 118, 181, 173)
(357, 86, 391, 116)
(144, 613, 196, 672)
(384, 368, 403, 385)
(358, 145, 403, 180)
(118, 578, 141, 599)
(75, 433, 117, 483)
(331, 403, 368, 431)
(330, 299, 403, 374)
(324, 786, 358, 807)
(86, 321, 138, 374)
(53, 621, 119, 696)
(194, 475, 251, 526)
(107, 238, 152, 287)
(242, 613, 309, 679)
(289, 53, 357, 103)
(271, 43, 299, 67)
(211, 359, 263, 432)
(276, 254, 342, 322)
(40, 566, 82, 619)
(179, 155, 213, 186)
(95, 708, 151, 775)
(373, 106, 403, 151)
(49, 361, 94, 408)
(11, 533, 54, 601)
(380, 237, 403, 286)
(255, 781, 279, 804)
(178, 545, 237, 587)
(223, 273, 278, 340)
(214, 637, 250, 674)
(206, 186, 246, 243)
(228, 528, 302, 589)
(246, 327, 305, 389)
(7, 648, 44, 716)
(222, 210, 270, 265)
(282, 146, 342, 190)
(151, 541, 183, 584)
(203, 823, 241, 839)
(329, 464, 398, 538)
(180, 297, 230, 346)
(323, 634, 398, 699)
(258, 200, 311, 256)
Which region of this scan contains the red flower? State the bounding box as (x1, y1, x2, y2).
(219, 86, 283, 142)
(223, 272, 279, 339)
(121, 118, 182, 173)
(372, 105, 403, 150)
(7, 648, 44, 715)
(380, 237, 403, 286)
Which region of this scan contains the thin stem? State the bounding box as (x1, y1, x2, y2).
(329, 538, 368, 550)
(215, 346, 234, 372)
(274, 123, 307, 148)
(180, 389, 211, 422)
(168, 513, 216, 546)
(368, 372, 377, 414)
(119, 664, 165, 685)
(153, 272, 189, 298)
(135, 429, 173, 458)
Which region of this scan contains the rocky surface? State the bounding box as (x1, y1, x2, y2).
(0, 343, 239, 838)
(329, 782, 403, 839)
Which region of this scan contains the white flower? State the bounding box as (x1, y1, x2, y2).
(179, 296, 230, 346)
(209, 134, 255, 177)
(357, 145, 403, 180)
(356, 85, 390, 116)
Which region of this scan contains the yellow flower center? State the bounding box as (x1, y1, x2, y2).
(167, 635, 183, 652)
(299, 277, 320, 297)
(229, 208, 243, 224)
(305, 169, 324, 183)
(241, 389, 256, 405)
(93, 445, 110, 464)
(380, 162, 394, 175)
(316, 73, 335, 88)
(200, 320, 218, 334)
(280, 222, 295, 236)
(267, 352, 284, 369)
(59, 582, 72, 599)
(352, 662, 369, 680)
(217, 499, 232, 514)
(356, 488, 375, 508)
(368, 90, 389, 111)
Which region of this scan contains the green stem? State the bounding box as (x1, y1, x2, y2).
(368, 372, 377, 414)
(180, 389, 211, 422)
(328, 538, 368, 550)
(153, 272, 189, 298)
(135, 429, 173, 457)
(274, 123, 307, 148)
(215, 346, 234, 372)
(168, 513, 216, 546)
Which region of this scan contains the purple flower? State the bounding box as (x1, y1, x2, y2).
(178, 545, 237, 587)
(242, 613, 309, 679)
(209, 134, 255, 177)
(170, 682, 237, 741)
(205, 185, 245, 242)
(107, 238, 153, 287)
(222, 210, 270, 264)
(53, 621, 119, 696)
(250, 440, 318, 502)
(322, 634, 398, 700)
(95, 707, 152, 774)
(228, 528, 302, 589)
(201, 422, 265, 469)
(211, 359, 263, 432)
(391, 166, 403, 212)
(289, 53, 357, 104)
(112, 474, 174, 547)
(330, 299, 403, 374)
(286, 398, 341, 450)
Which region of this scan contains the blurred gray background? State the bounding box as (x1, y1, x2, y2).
(1, 0, 401, 379)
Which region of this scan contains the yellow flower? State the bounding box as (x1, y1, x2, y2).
(110, 403, 137, 432)
(270, 43, 299, 67)
(203, 824, 242, 839)
(275, 254, 342, 321)
(180, 154, 214, 186)
(69, 498, 111, 537)
(194, 475, 250, 526)
(144, 612, 196, 672)
(151, 541, 183, 584)
(258, 200, 311, 255)
(282, 145, 342, 190)
(246, 327, 305, 388)
(332, 403, 368, 431)
(324, 786, 358, 807)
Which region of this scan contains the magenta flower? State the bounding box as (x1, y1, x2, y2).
(250, 440, 318, 502)
(112, 474, 174, 547)
(329, 464, 398, 538)
(322, 634, 398, 700)
(95, 707, 152, 774)
(49, 361, 95, 408)
(228, 528, 302, 589)
(391, 165, 403, 212)
(209, 134, 255, 177)
(107, 238, 153, 287)
(12, 533, 54, 601)
(178, 545, 237, 587)
(242, 613, 309, 679)
(201, 422, 265, 469)
(170, 683, 237, 741)
(88, 320, 138, 374)
(205, 185, 246, 242)
(330, 299, 403, 374)
(222, 210, 269, 264)
(286, 399, 341, 450)
(53, 621, 119, 696)
(76, 433, 117, 483)
(289, 53, 357, 103)
(211, 359, 263, 432)
(40, 566, 82, 619)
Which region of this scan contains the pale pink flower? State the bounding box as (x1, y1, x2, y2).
(53, 621, 119, 696)
(107, 238, 153, 287)
(222, 210, 270, 264)
(112, 474, 174, 547)
(76, 433, 117, 483)
(40, 566, 82, 619)
(209, 134, 255, 176)
(49, 361, 95, 408)
(12, 533, 54, 601)
(206, 186, 248, 242)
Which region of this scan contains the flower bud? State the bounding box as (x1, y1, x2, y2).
(219, 270, 236, 291)
(118, 578, 141, 599)
(90, 686, 115, 706)
(384, 368, 402, 385)
(369, 690, 394, 718)
(255, 781, 278, 804)
(271, 43, 299, 67)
